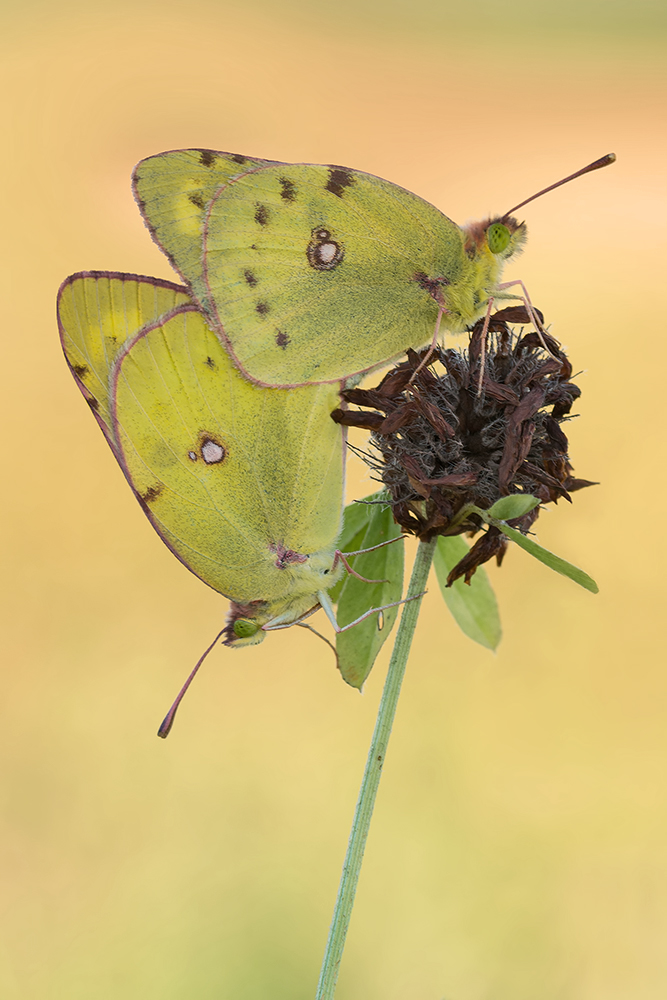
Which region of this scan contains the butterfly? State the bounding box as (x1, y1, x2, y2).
(59, 272, 410, 732)
(132, 148, 614, 388)
(57, 271, 349, 649)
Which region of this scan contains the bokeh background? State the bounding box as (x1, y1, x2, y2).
(1, 1, 666, 997)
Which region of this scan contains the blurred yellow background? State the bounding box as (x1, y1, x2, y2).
(1, 1, 666, 997)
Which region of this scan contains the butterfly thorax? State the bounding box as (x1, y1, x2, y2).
(266, 543, 344, 598)
(223, 545, 344, 647)
(439, 215, 527, 328)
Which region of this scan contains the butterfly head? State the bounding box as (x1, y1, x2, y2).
(463, 215, 527, 264)
(223, 600, 268, 648)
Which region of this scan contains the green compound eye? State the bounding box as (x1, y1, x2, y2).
(487, 222, 511, 254)
(233, 618, 260, 638)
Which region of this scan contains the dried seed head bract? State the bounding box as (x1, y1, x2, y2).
(332, 307, 596, 586)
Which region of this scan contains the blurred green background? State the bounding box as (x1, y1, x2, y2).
(1, 1, 666, 997)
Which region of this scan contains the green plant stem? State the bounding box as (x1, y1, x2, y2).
(315, 536, 437, 1000)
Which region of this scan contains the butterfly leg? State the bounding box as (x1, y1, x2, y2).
(317, 589, 424, 634)
(332, 535, 406, 585)
(476, 297, 495, 396)
(408, 306, 446, 386)
(295, 621, 339, 660)
(264, 604, 320, 630)
(496, 279, 557, 357)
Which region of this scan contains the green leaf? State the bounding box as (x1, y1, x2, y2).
(339, 494, 379, 546)
(336, 500, 404, 689)
(494, 522, 599, 593)
(433, 535, 501, 651)
(487, 494, 540, 521)
(327, 494, 379, 604)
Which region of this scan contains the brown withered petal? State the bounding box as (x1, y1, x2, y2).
(333, 308, 594, 584)
(446, 526, 508, 586)
(331, 408, 385, 431)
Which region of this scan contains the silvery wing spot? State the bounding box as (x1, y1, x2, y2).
(306, 228, 344, 271)
(188, 435, 227, 464)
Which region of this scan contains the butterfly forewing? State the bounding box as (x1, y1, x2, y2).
(111, 303, 344, 603)
(132, 148, 277, 307)
(202, 163, 467, 386)
(57, 272, 191, 442)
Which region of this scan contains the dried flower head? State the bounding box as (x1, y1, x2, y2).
(332, 307, 595, 584)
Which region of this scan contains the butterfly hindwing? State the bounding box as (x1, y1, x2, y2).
(104, 296, 344, 604)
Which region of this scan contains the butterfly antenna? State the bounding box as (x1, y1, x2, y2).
(157, 627, 226, 738)
(503, 153, 616, 218)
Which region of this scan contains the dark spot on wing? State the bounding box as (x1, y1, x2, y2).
(279, 177, 296, 201)
(244, 269, 258, 286)
(231, 153, 247, 165)
(71, 363, 89, 378)
(255, 204, 270, 226)
(326, 167, 355, 198)
(413, 271, 450, 300)
(276, 330, 290, 349)
(269, 542, 308, 569)
(250, 244, 257, 250)
(188, 191, 206, 210)
(275, 549, 306, 569)
(138, 483, 163, 504)
(256, 301, 269, 315)
(86, 396, 99, 411)
(199, 150, 216, 167)
(204, 356, 216, 369)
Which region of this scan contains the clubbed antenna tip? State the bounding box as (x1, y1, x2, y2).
(504, 152, 616, 218)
